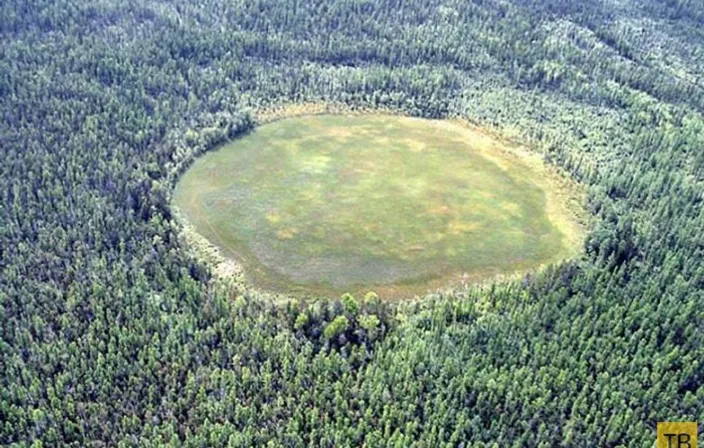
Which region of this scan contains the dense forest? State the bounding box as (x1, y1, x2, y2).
(1, 0, 703, 446)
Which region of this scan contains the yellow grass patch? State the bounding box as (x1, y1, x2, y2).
(265, 213, 281, 224)
(447, 221, 479, 235)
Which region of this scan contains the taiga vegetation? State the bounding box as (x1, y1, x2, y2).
(1, 0, 703, 446)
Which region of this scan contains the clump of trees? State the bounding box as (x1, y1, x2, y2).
(289, 292, 390, 351)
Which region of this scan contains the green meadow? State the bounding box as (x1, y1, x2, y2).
(174, 115, 582, 297)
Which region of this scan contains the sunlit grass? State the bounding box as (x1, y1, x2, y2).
(174, 115, 583, 297)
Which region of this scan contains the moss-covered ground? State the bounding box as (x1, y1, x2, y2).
(174, 115, 584, 297)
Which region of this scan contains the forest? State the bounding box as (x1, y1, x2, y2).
(1, 0, 703, 446)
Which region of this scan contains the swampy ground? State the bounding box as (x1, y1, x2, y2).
(174, 114, 584, 298)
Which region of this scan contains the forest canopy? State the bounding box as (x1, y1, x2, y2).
(1, 0, 703, 446)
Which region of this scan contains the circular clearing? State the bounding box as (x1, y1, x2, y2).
(174, 114, 583, 297)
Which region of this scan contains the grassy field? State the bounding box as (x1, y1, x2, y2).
(174, 114, 584, 298)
